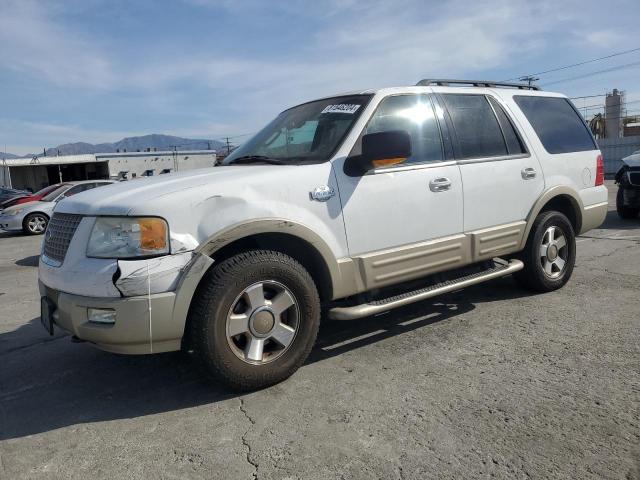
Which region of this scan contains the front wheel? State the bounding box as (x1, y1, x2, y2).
(22, 213, 49, 235)
(616, 187, 639, 219)
(514, 211, 576, 292)
(187, 250, 320, 391)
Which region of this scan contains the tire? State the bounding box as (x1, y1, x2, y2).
(22, 213, 49, 235)
(616, 187, 639, 219)
(514, 211, 576, 292)
(187, 250, 320, 391)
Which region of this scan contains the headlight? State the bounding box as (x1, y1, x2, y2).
(87, 217, 170, 259)
(8, 208, 24, 216)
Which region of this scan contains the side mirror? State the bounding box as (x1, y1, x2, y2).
(347, 130, 412, 175)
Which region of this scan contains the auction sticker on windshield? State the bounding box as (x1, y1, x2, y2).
(321, 104, 361, 114)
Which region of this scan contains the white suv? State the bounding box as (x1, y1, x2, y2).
(39, 79, 608, 390)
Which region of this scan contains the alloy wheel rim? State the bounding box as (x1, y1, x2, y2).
(225, 280, 299, 365)
(28, 216, 47, 233)
(539, 225, 568, 279)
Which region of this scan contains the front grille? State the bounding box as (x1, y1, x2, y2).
(629, 172, 640, 186)
(43, 213, 83, 264)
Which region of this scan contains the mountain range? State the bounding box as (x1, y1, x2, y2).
(2, 134, 226, 159)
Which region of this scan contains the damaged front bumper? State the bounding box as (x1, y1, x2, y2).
(38, 251, 214, 354)
(39, 280, 180, 354)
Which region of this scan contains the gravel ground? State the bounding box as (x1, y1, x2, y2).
(0, 181, 638, 479)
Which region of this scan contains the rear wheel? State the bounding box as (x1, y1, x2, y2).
(22, 213, 49, 235)
(515, 211, 576, 292)
(187, 250, 320, 391)
(616, 187, 639, 219)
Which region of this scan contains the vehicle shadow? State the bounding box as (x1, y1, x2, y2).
(591, 209, 640, 232)
(0, 277, 534, 441)
(15, 255, 39, 267)
(0, 231, 25, 239)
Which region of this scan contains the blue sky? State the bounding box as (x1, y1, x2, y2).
(1, 0, 640, 155)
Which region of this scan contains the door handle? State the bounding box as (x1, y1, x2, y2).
(521, 167, 537, 180)
(429, 177, 452, 192)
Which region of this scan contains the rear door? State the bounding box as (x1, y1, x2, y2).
(438, 92, 544, 232)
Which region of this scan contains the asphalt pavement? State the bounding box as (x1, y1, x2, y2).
(0, 181, 638, 479)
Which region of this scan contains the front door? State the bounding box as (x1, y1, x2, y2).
(334, 93, 465, 289)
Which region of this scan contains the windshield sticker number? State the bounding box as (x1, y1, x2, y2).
(321, 104, 361, 114)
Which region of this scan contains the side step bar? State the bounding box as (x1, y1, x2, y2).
(329, 259, 524, 320)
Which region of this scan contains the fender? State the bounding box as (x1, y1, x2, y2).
(520, 186, 584, 249)
(195, 218, 363, 300)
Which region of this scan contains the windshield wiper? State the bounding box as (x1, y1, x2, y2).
(227, 155, 286, 165)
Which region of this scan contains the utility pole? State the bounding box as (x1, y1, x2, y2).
(173, 145, 178, 172)
(226, 137, 231, 155)
(518, 76, 539, 88)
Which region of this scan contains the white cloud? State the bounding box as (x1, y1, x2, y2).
(584, 30, 627, 49)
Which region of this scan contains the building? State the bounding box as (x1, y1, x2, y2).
(1, 150, 217, 191)
(584, 88, 640, 174)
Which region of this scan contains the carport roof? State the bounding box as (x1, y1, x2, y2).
(3, 154, 102, 167)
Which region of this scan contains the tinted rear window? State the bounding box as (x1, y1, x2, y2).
(514, 96, 597, 154)
(441, 94, 508, 159)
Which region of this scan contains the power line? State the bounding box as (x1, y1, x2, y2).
(541, 60, 640, 87)
(575, 98, 640, 112)
(584, 110, 640, 122)
(569, 94, 606, 100)
(502, 46, 640, 81)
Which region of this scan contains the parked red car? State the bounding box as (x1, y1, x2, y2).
(0, 184, 61, 209)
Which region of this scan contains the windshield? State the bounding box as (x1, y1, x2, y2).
(34, 184, 61, 196)
(224, 95, 372, 165)
(42, 185, 70, 202)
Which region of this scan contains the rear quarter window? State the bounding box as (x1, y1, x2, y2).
(514, 96, 597, 154)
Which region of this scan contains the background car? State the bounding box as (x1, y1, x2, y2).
(0, 187, 30, 205)
(615, 150, 640, 219)
(0, 180, 114, 235)
(0, 184, 60, 210)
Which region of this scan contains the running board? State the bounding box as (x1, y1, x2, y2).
(329, 259, 524, 320)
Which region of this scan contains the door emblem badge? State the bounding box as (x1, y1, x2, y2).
(310, 186, 335, 202)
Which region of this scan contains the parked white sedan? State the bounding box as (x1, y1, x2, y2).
(0, 180, 114, 235)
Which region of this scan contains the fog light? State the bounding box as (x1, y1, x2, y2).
(87, 308, 116, 324)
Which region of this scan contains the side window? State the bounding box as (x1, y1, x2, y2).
(514, 96, 597, 154)
(364, 94, 444, 164)
(440, 94, 508, 159)
(487, 96, 526, 155)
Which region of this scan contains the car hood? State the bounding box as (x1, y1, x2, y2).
(2, 200, 52, 214)
(55, 165, 306, 216)
(621, 152, 640, 168)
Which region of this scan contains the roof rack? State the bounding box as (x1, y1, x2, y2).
(416, 79, 541, 91)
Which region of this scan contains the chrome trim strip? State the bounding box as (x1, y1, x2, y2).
(456, 153, 530, 165)
(329, 259, 523, 320)
(372, 160, 458, 174)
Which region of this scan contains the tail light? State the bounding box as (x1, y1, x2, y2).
(595, 154, 604, 186)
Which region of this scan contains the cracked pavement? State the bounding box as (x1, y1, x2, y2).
(0, 181, 638, 479)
